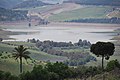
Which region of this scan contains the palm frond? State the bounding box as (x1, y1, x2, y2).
(12, 53, 19, 60)
(23, 55, 31, 60)
(23, 51, 31, 55)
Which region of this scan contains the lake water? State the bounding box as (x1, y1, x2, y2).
(6, 23, 120, 43)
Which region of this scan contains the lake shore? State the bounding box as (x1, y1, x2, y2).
(0, 22, 120, 42)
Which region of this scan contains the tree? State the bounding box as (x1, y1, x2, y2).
(45, 62, 72, 79)
(90, 42, 115, 70)
(13, 45, 31, 73)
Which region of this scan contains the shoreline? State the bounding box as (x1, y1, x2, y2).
(0, 21, 120, 42)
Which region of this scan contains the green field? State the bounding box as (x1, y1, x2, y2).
(48, 6, 113, 21)
(0, 40, 120, 75)
(0, 41, 67, 75)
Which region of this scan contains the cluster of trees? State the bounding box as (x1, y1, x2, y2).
(28, 39, 91, 50)
(27, 38, 91, 53)
(64, 0, 120, 6)
(0, 71, 18, 80)
(0, 60, 120, 80)
(64, 55, 96, 66)
(27, 39, 94, 66)
(0, 7, 28, 21)
(65, 17, 120, 24)
(47, 49, 96, 66)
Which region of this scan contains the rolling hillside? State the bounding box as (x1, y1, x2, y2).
(64, 0, 120, 6)
(0, 7, 28, 21)
(0, 41, 67, 75)
(13, 0, 51, 9)
(48, 6, 113, 21)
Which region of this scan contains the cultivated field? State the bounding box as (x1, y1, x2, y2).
(48, 6, 113, 21)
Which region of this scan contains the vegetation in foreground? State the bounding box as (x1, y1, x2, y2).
(0, 60, 120, 80)
(0, 39, 120, 80)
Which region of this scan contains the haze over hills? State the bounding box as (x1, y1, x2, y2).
(0, 0, 65, 9)
(13, 0, 51, 9)
(64, 0, 120, 6)
(0, 0, 24, 9)
(41, 0, 66, 4)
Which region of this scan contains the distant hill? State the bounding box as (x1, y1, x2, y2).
(0, 7, 28, 21)
(41, 0, 64, 4)
(13, 0, 51, 9)
(0, 0, 23, 9)
(64, 0, 120, 6)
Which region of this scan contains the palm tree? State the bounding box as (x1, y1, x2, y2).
(13, 45, 31, 73)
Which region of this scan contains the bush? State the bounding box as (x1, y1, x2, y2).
(106, 59, 120, 71)
(0, 71, 19, 80)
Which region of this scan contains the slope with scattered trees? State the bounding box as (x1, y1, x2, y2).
(0, 7, 28, 21)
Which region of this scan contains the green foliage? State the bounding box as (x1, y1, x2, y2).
(106, 59, 120, 71)
(13, 45, 31, 73)
(20, 62, 71, 80)
(90, 41, 115, 70)
(20, 65, 50, 80)
(0, 71, 19, 80)
(0, 42, 67, 75)
(90, 42, 115, 58)
(45, 62, 72, 79)
(0, 61, 120, 80)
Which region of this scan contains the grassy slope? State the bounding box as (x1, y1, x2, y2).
(48, 6, 113, 21)
(0, 41, 67, 75)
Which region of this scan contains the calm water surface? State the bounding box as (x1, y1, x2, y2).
(6, 24, 119, 43)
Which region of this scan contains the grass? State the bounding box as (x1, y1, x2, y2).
(62, 48, 85, 53)
(0, 41, 67, 75)
(48, 6, 113, 21)
(0, 57, 32, 75)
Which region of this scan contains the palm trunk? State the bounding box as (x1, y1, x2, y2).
(102, 55, 104, 71)
(20, 57, 22, 73)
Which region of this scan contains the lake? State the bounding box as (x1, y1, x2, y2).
(6, 22, 120, 43)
